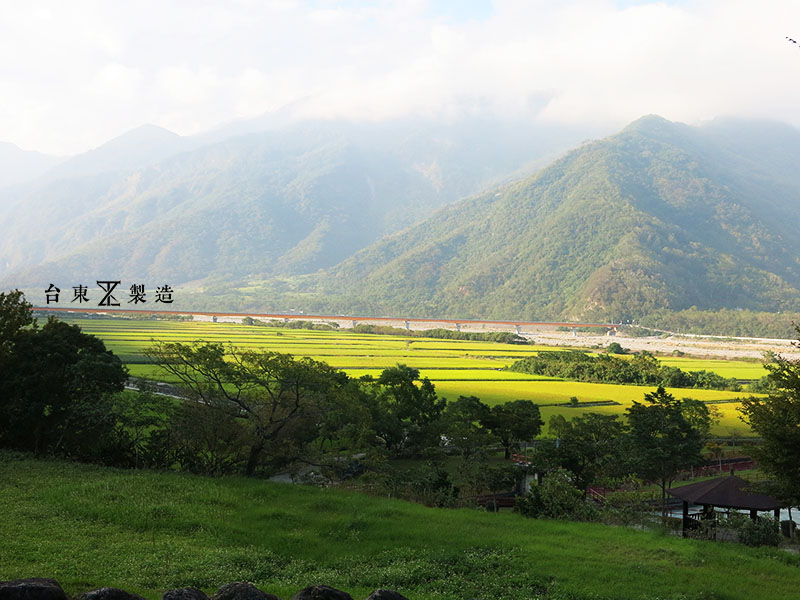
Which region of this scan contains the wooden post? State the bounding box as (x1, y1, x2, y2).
(682, 501, 689, 538)
(750, 509, 758, 521)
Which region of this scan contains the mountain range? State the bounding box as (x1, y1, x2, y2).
(2, 113, 800, 326)
(288, 115, 800, 322)
(0, 116, 586, 294)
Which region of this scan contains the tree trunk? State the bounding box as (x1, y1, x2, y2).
(245, 442, 264, 476)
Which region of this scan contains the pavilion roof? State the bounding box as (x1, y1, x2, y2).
(668, 474, 784, 511)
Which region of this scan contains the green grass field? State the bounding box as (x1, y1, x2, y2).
(3, 452, 799, 600)
(69, 318, 762, 434)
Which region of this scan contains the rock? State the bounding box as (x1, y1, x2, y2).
(365, 591, 410, 600)
(211, 583, 280, 600)
(291, 586, 353, 600)
(163, 589, 209, 600)
(0, 578, 69, 600)
(75, 587, 146, 600)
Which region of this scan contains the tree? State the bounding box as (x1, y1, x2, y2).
(441, 395, 495, 459)
(371, 364, 445, 455)
(0, 314, 128, 459)
(167, 400, 252, 475)
(146, 341, 357, 475)
(740, 325, 800, 511)
(540, 413, 626, 492)
(606, 341, 628, 354)
(625, 386, 707, 508)
(0, 289, 34, 356)
(483, 400, 543, 459)
(111, 388, 178, 469)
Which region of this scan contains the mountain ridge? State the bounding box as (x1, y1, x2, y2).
(281, 115, 800, 322)
(0, 116, 588, 292)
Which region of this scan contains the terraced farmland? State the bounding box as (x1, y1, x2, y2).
(68, 318, 763, 435)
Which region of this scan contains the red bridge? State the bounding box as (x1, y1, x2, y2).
(32, 306, 619, 332)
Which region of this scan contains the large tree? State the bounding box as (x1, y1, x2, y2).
(441, 395, 495, 460)
(740, 326, 800, 510)
(0, 307, 128, 459)
(625, 386, 707, 506)
(370, 364, 445, 455)
(541, 413, 627, 492)
(483, 399, 543, 459)
(146, 341, 358, 475)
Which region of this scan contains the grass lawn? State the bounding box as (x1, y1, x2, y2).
(2, 452, 799, 600)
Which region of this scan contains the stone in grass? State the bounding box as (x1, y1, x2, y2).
(162, 589, 210, 600)
(0, 578, 69, 600)
(291, 586, 353, 600)
(75, 587, 147, 600)
(365, 591, 410, 600)
(211, 582, 280, 600)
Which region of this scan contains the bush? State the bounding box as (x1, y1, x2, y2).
(515, 468, 599, 521)
(738, 516, 782, 547)
(725, 512, 782, 547)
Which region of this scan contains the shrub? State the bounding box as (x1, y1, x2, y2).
(725, 512, 782, 547)
(515, 468, 599, 521)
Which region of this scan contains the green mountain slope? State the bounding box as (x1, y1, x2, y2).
(0, 118, 583, 289)
(299, 116, 800, 321)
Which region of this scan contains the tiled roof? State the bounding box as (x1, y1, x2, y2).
(668, 474, 783, 510)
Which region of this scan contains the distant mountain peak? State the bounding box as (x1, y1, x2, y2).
(41, 124, 195, 181)
(307, 115, 800, 321)
(101, 123, 182, 146)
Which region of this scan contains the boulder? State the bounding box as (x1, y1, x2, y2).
(0, 578, 69, 600)
(211, 583, 280, 600)
(291, 586, 353, 600)
(75, 587, 146, 600)
(162, 589, 209, 600)
(365, 591, 410, 600)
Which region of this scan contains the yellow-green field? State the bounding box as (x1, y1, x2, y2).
(69, 318, 762, 435)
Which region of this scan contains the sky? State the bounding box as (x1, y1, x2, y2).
(1, 0, 799, 155)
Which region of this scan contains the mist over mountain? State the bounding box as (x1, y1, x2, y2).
(0, 116, 588, 292)
(286, 115, 800, 322)
(41, 124, 203, 183)
(0, 142, 61, 190)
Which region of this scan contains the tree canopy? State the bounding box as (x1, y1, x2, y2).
(145, 341, 356, 475)
(625, 386, 708, 505)
(740, 325, 800, 508)
(0, 291, 128, 459)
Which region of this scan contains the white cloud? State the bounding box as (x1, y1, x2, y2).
(0, 0, 799, 154)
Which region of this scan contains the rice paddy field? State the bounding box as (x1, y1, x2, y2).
(67, 317, 765, 435)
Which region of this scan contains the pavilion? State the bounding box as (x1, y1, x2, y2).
(668, 473, 784, 537)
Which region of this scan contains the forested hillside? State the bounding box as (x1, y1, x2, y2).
(5, 115, 800, 332)
(0, 117, 582, 290)
(289, 116, 800, 322)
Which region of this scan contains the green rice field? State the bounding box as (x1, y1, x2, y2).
(67, 318, 764, 435)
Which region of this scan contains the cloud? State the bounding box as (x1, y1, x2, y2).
(0, 0, 798, 154)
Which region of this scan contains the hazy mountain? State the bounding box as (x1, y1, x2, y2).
(41, 124, 198, 181)
(0, 116, 589, 292)
(290, 115, 800, 321)
(0, 142, 61, 190)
